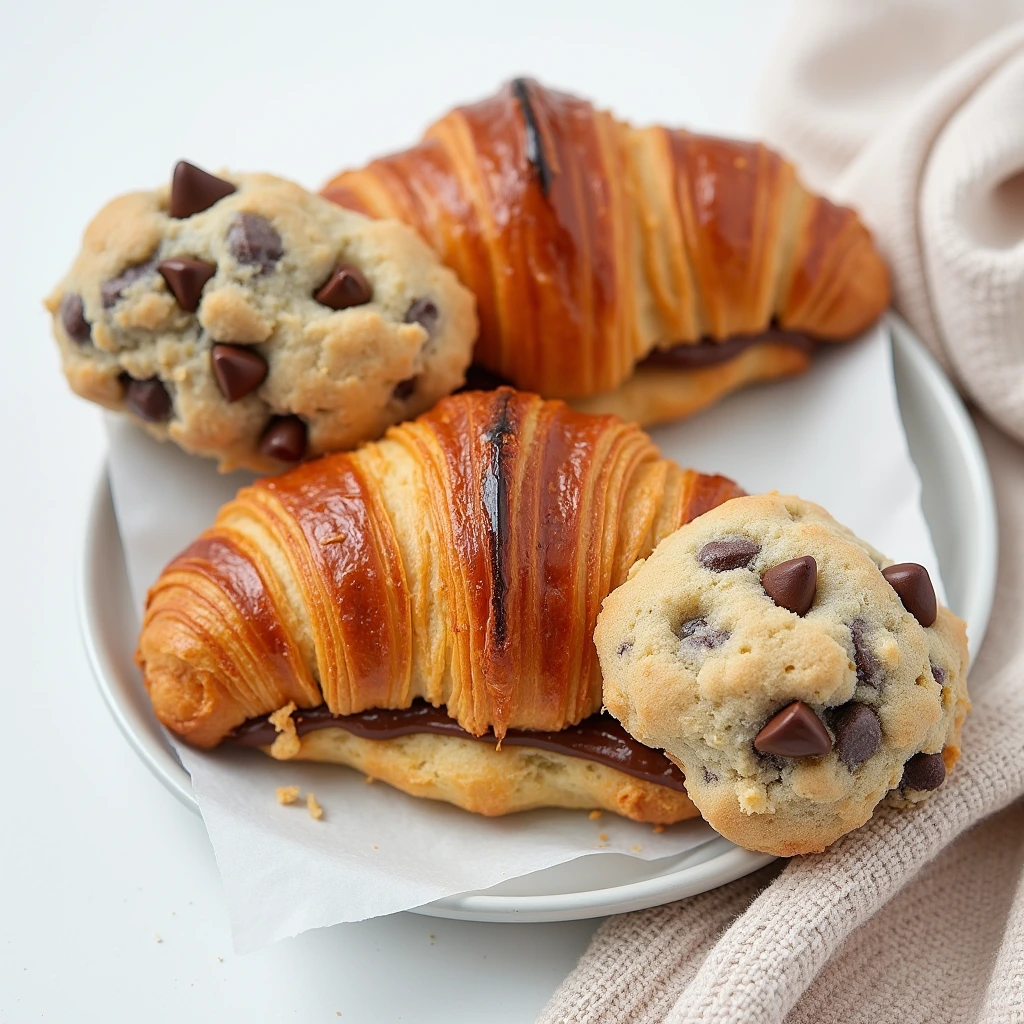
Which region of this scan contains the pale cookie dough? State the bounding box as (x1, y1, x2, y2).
(46, 163, 477, 472)
(595, 493, 970, 856)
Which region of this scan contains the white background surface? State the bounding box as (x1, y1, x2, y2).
(2, 1, 793, 1020)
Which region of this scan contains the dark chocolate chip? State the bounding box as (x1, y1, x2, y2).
(616, 640, 633, 657)
(405, 298, 439, 335)
(677, 616, 730, 649)
(392, 377, 417, 401)
(701, 766, 718, 784)
(698, 536, 760, 572)
(931, 664, 947, 686)
(169, 161, 236, 218)
(102, 260, 158, 308)
(122, 376, 172, 422)
(259, 415, 306, 462)
(761, 555, 817, 615)
(833, 703, 882, 768)
(314, 264, 372, 310)
(60, 294, 91, 344)
(211, 344, 267, 402)
(753, 700, 832, 758)
(850, 619, 882, 688)
(227, 214, 283, 273)
(158, 258, 216, 312)
(882, 563, 937, 627)
(901, 751, 946, 791)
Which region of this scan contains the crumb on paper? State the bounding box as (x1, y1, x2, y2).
(269, 702, 301, 760)
(588, 810, 602, 820)
(372, 845, 378, 850)
(653, 824, 665, 833)
(276, 785, 300, 805)
(595, 843, 608, 849)
(154, 933, 163, 944)
(307, 792, 324, 820)
(217, 956, 224, 963)
(364, 775, 375, 785)
(599, 833, 608, 842)
(632, 845, 643, 852)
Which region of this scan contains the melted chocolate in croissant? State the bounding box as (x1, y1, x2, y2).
(230, 701, 687, 792)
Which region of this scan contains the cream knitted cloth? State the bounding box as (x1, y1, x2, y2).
(540, 5, 1024, 1022)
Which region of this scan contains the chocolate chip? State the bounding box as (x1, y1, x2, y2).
(882, 563, 937, 627)
(211, 344, 267, 402)
(931, 664, 947, 686)
(102, 260, 157, 308)
(616, 640, 633, 657)
(901, 751, 946, 791)
(392, 377, 417, 401)
(753, 700, 832, 758)
(761, 555, 817, 615)
(677, 616, 730, 649)
(698, 537, 760, 572)
(701, 766, 718, 784)
(158, 258, 216, 312)
(169, 161, 236, 219)
(315, 264, 372, 310)
(122, 376, 172, 422)
(405, 299, 439, 335)
(227, 214, 283, 273)
(60, 294, 91, 344)
(833, 703, 882, 768)
(850, 619, 882, 687)
(259, 415, 306, 462)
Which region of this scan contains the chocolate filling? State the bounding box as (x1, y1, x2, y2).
(639, 329, 816, 370)
(458, 329, 815, 396)
(482, 392, 515, 646)
(229, 701, 687, 792)
(512, 78, 553, 196)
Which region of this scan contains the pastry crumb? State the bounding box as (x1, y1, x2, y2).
(154, 933, 163, 944)
(276, 785, 300, 805)
(372, 844, 378, 850)
(632, 844, 643, 852)
(217, 956, 224, 963)
(588, 810, 602, 820)
(269, 702, 301, 760)
(307, 792, 324, 820)
(599, 832, 608, 841)
(364, 775, 376, 785)
(652, 824, 665, 833)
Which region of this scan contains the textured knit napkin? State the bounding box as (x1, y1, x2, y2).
(540, 4, 1024, 1021)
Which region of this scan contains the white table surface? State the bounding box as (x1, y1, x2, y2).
(1, 2, 792, 1019)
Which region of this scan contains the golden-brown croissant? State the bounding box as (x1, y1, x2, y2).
(322, 79, 890, 423)
(137, 388, 743, 821)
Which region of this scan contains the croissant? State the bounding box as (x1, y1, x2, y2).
(137, 388, 743, 821)
(322, 78, 890, 423)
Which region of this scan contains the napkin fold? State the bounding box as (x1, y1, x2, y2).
(540, 5, 1024, 1022)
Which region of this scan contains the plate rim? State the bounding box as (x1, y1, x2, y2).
(78, 314, 997, 922)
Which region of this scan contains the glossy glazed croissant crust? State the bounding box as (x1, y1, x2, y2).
(323, 78, 890, 401)
(137, 389, 742, 749)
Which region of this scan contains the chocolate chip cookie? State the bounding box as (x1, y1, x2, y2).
(46, 163, 477, 471)
(595, 493, 970, 856)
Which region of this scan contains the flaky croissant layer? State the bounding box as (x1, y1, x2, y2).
(323, 78, 890, 399)
(138, 389, 743, 747)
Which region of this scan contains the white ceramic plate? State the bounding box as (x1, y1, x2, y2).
(78, 315, 996, 923)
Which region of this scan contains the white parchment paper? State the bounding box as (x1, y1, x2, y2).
(105, 320, 942, 950)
